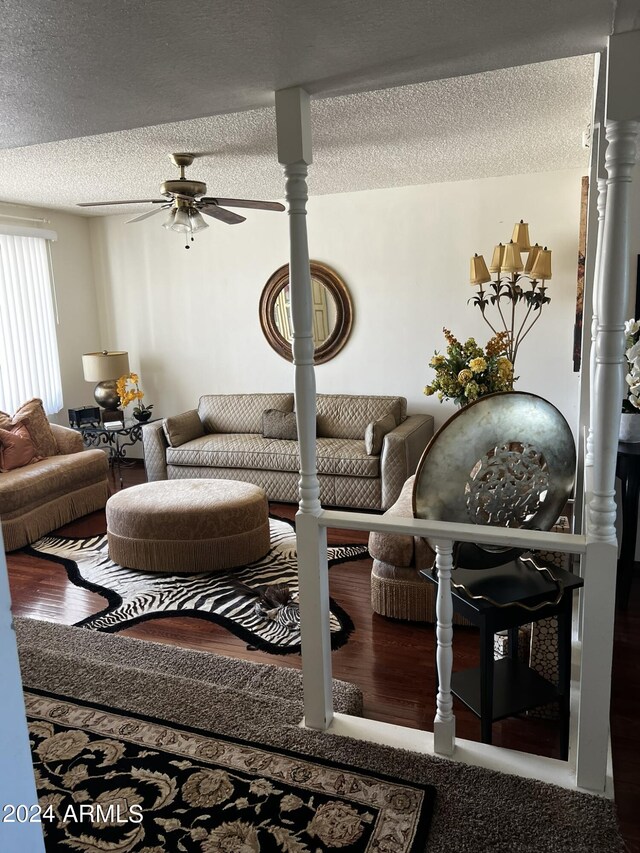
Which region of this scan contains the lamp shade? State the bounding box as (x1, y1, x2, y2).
(524, 243, 541, 275)
(488, 243, 505, 274)
(530, 247, 552, 281)
(511, 220, 531, 252)
(470, 253, 491, 285)
(82, 351, 129, 382)
(188, 208, 209, 233)
(162, 209, 176, 229)
(500, 241, 523, 274)
(171, 207, 192, 233)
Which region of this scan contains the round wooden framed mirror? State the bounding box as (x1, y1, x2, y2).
(259, 261, 353, 364)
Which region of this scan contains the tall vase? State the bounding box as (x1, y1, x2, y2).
(619, 412, 640, 442)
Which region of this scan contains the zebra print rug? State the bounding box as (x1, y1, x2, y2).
(26, 517, 366, 655)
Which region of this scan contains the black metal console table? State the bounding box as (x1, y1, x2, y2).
(78, 418, 159, 488)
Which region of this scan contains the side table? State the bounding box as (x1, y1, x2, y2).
(421, 558, 583, 759)
(77, 418, 159, 488)
(616, 440, 640, 609)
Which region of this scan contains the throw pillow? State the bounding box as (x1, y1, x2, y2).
(0, 423, 42, 472)
(0, 398, 58, 457)
(163, 410, 205, 448)
(364, 413, 397, 456)
(262, 409, 298, 440)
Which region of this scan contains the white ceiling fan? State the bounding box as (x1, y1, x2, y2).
(77, 152, 285, 248)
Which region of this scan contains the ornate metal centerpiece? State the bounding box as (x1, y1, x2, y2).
(413, 392, 575, 569)
(465, 441, 550, 528)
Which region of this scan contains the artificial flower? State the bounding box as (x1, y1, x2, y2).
(622, 319, 640, 413)
(116, 372, 154, 416)
(424, 328, 514, 407)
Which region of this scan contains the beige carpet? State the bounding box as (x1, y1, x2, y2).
(16, 617, 624, 853)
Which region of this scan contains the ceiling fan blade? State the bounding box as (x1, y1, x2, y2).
(200, 197, 285, 212)
(77, 199, 167, 207)
(199, 204, 246, 225)
(126, 205, 171, 224)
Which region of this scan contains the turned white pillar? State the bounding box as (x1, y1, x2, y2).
(589, 133, 639, 536)
(433, 540, 456, 755)
(276, 87, 333, 729)
(579, 30, 640, 791)
(585, 177, 608, 467)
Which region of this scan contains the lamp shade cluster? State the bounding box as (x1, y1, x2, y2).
(471, 221, 552, 286)
(467, 221, 553, 369)
(163, 201, 209, 236)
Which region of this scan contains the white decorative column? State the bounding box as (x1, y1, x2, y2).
(275, 87, 333, 730)
(433, 540, 456, 755)
(585, 176, 608, 466)
(579, 30, 640, 792)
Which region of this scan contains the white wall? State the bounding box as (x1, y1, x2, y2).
(0, 202, 101, 426)
(89, 168, 586, 433)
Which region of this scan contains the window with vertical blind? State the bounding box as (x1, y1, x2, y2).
(0, 225, 62, 415)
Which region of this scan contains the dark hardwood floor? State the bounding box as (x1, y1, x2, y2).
(6, 463, 639, 851)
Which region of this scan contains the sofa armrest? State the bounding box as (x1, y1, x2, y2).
(380, 414, 434, 509)
(50, 424, 84, 454)
(142, 421, 168, 481)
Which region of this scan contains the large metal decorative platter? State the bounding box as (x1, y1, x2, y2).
(413, 392, 576, 536)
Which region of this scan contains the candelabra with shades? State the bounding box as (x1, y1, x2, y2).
(469, 221, 552, 369)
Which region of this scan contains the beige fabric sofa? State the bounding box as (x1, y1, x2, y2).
(1, 424, 110, 551)
(143, 393, 434, 510)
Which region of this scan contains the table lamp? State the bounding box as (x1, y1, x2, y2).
(82, 350, 130, 414)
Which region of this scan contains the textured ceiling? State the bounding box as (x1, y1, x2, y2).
(1, 0, 637, 212)
(0, 0, 627, 150)
(0, 56, 594, 215)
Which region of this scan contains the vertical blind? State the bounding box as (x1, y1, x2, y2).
(0, 231, 63, 415)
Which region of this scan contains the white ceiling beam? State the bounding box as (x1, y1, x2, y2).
(605, 30, 640, 121)
(275, 88, 312, 166)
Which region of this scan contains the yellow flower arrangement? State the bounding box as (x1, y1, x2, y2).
(424, 328, 514, 406)
(116, 372, 153, 417)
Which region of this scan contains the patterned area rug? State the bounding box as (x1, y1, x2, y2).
(26, 687, 435, 852)
(26, 517, 366, 654)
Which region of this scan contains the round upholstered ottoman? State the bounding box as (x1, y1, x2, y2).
(106, 479, 270, 573)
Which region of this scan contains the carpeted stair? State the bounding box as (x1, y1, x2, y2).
(14, 617, 363, 731)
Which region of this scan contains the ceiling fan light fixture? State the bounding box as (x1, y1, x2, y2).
(79, 152, 285, 249)
(188, 207, 209, 232)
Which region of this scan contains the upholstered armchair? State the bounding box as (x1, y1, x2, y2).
(1, 406, 110, 551)
(368, 475, 471, 625)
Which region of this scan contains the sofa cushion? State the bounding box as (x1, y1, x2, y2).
(0, 398, 58, 458)
(316, 394, 406, 439)
(364, 413, 397, 456)
(198, 394, 294, 434)
(166, 434, 380, 478)
(0, 424, 42, 472)
(163, 409, 205, 447)
(262, 409, 298, 440)
(0, 450, 109, 516)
